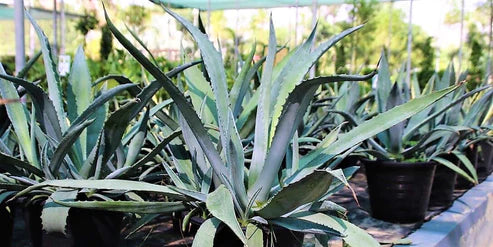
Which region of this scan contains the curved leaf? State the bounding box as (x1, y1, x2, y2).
(255, 170, 333, 219)
(50, 119, 95, 175)
(14, 179, 182, 199)
(41, 190, 77, 235)
(103, 6, 228, 185)
(250, 73, 375, 201)
(26, 10, 67, 132)
(191, 217, 221, 247)
(54, 200, 186, 214)
(0, 65, 38, 167)
(0, 152, 43, 177)
(0, 73, 62, 141)
(291, 212, 380, 247)
(206, 185, 246, 244)
(289, 83, 461, 184)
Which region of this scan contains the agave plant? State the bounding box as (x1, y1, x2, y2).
(12, 4, 464, 247)
(350, 54, 493, 184)
(0, 10, 201, 237)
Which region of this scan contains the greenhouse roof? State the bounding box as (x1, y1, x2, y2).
(0, 4, 83, 20)
(152, 0, 405, 10)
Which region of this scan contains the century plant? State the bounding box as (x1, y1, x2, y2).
(0, 10, 197, 235)
(9, 4, 464, 247)
(362, 53, 491, 183)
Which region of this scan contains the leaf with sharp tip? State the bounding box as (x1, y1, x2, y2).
(255, 170, 333, 219)
(163, 8, 240, 192)
(124, 109, 149, 167)
(403, 85, 491, 141)
(0, 152, 43, 177)
(269, 25, 364, 145)
(249, 17, 277, 189)
(386, 82, 404, 154)
(375, 52, 392, 147)
(250, 73, 375, 201)
(0, 65, 38, 168)
(290, 83, 461, 183)
(67, 46, 92, 158)
(103, 6, 228, 185)
(50, 119, 95, 175)
(69, 83, 137, 131)
(432, 156, 475, 184)
(230, 42, 256, 116)
(121, 129, 182, 178)
(0, 73, 62, 141)
(270, 217, 342, 235)
(290, 212, 380, 247)
(184, 66, 217, 124)
(25, 10, 67, 132)
(452, 150, 478, 183)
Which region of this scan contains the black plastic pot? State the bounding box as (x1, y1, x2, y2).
(363, 159, 436, 223)
(477, 140, 493, 181)
(0, 204, 13, 247)
(429, 157, 458, 209)
(213, 224, 304, 247)
(69, 207, 123, 247)
(455, 145, 478, 189)
(25, 199, 123, 247)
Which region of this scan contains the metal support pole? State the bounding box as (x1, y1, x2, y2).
(14, 0, 25, 74)
(29, 0, 35, 57)
(350, 0, 356, 72)
(309, 0, 318, 78)
(406, 0, 413, 86)
(207, 0, 211, 34)
(294, 0, 299, 46)
(387, 0, 393, 58)
(60, 0, 65, 54)
(458, 0, 465, 74)
(53, 0, 58, 56)
(489, 0, 492, 62)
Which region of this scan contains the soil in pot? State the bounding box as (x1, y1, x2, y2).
(363, 159, 436, 223)
(455, 145, 478, 189)
(429, 157, 458, 209)
(213, 224, 304, 247)
(0, 204, 13, 247)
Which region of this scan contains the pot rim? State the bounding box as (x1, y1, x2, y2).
(362, 158, 436, 167)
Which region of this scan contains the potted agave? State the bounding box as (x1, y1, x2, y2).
(361, 55, 478, 223)
(0, 9, 197, 246)
(428, 76, 491, 207)
(38, 4, 466, 246)
(0, 51, 43, 247)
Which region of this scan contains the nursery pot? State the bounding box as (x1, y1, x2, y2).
(429, 155, 458, 209)
(363, 159, 436, 223)
(477, 140, 493, 180)
(455, 145, 478, 189)
(213, 224, 304, 247)
(25, 198, 123, 247)
(0, 204, 13, 247)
